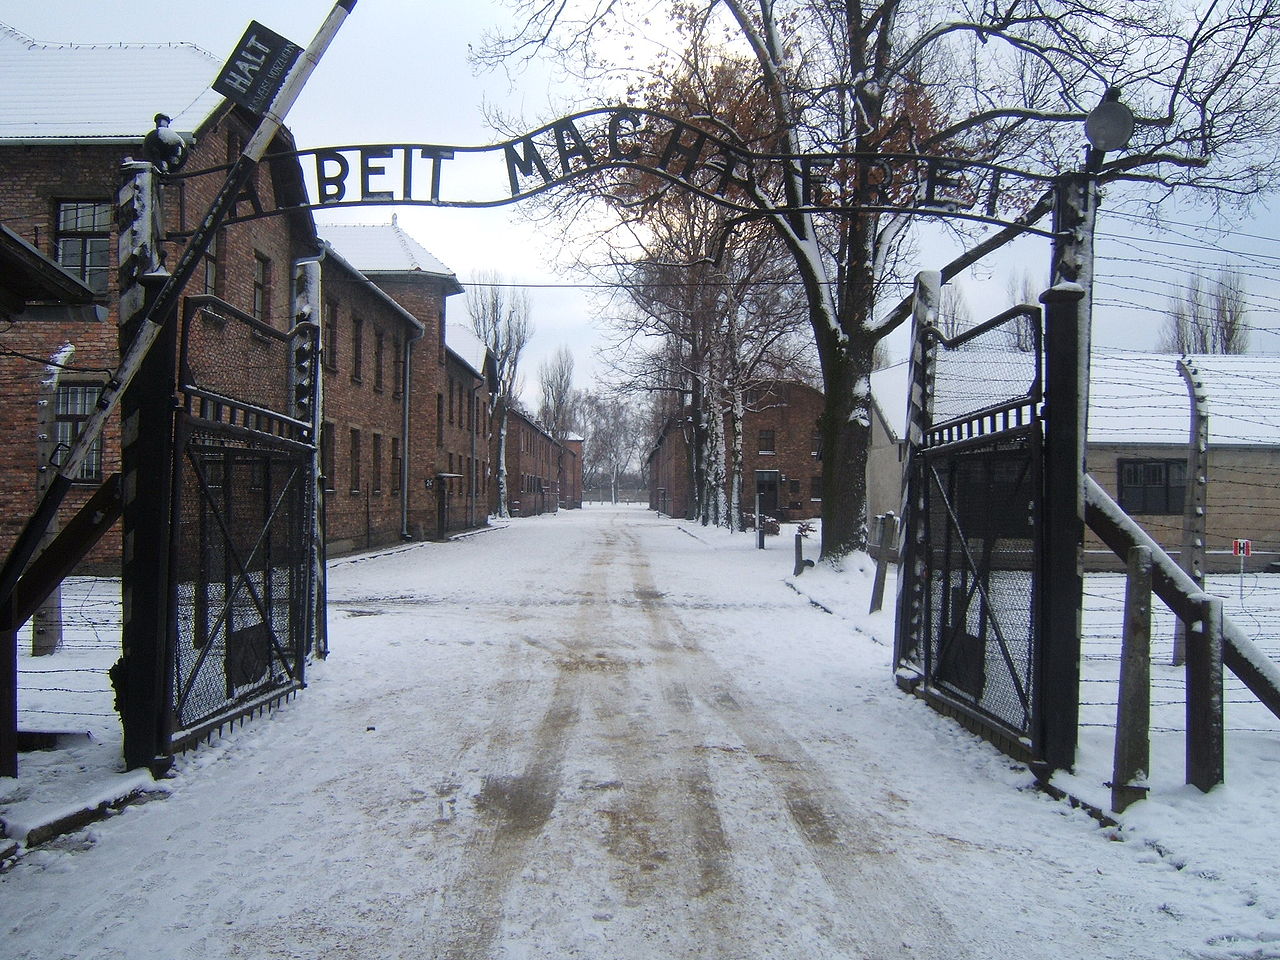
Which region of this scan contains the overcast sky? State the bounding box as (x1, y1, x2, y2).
(6, 0, 1280, 393)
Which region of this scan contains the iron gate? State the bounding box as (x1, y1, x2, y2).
(168, 296, 319, 748)
(895, 296, 1046, 760)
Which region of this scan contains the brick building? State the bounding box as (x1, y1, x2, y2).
(0, 28, 477, 570)
(0, 27, 316, 568)
(316, 222, 472, 539)
(648, 380, 825, 523)
(500, 406, 581, 517)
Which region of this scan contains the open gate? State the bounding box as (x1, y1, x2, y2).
(895, 290, 1048, 762)
(167, 295, 319, 750)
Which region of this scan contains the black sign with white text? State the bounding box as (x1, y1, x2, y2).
(213, 21, 302, 116)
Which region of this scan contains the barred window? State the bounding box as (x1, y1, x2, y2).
(252, 253, 272, 322)
(55, 201, 112, 295)
(54, 383, 104, 482)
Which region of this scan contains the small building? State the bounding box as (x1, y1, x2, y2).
(869, 350, 1280, 571)
(648, 380, 825, 523)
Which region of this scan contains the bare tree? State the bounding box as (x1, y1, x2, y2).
(1003, 271, 1045, 353)
(481, 0, 1280, 557)
(537, 345, 578, 440)
(937, 286, 974, 341)
(579, 391, 640, 502)
(467, 272, 533, 518)
(1160, 269, 1250, 354)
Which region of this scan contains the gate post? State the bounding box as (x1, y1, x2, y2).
(894, 272, 940, 676)
(1035, 171, 1097, 773)
(1038, 280, 1087, 773)
(114, 162, 177, 774)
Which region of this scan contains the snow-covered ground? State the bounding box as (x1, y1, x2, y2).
(1, 503, 1278, 959)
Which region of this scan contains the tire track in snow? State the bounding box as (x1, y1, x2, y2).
(425, 529, 615, 960)
(620, 525, 974, 960)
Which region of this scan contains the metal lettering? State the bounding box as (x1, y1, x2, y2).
(361, 147, 395, 201)
(710, 145, 753, 197)
(505, 137, 554, 195)
(316, 150, 350, 204)
(553, 119, 595, 174)
(923, 158, 968, 209)
(608, 110, 642, 160)
(801, 158, 835, 206)
(658, 123, 707, 179)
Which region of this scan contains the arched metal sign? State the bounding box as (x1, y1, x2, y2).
(176, 107, 1060, 237)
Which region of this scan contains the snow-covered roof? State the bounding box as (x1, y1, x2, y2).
(871, 350, 1280, 448)
(318, 220, 461, 292)
(445, 323, 489, 381)
(0, 23, 225, 141)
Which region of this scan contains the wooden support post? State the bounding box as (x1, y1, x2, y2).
(1186, 595, 1225, 792)
(31, 351, 67, 656)
(870, 513, 899, 613)
(1112, 546, 1152, 813)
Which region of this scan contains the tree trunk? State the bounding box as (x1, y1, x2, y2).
(817, 327, 875, 559)
(495, 397, 511, 518)
(728, 389, 744, 533)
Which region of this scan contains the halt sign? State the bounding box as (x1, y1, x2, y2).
(1234, 538, 1252, 557)
(213, 22, 302, 116)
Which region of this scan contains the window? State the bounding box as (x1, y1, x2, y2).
(758, 429, 776, 454)
(323, 301, 338, 370)
(391, 436, 401, 493)
(811, 433, 822, 458)
(55, 201, 112, 294)
(54, 383, 104, 481)
(202, 231, 221, 296)
(252, 253, 272, 322)
(1118, 458, 1186, 515)
(448, 377, 455, 424)
(372, 433, 383, 492)
(349, 429, 361, 493)
(392, 335, 403, 397)
(810, 476, 823, 501)
(320, 421, 335, 491)
(351, 317, 364, 382)
(436, 394, 444, 446)
(374, 331, 385, 391)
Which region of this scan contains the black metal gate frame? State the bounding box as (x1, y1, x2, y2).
(919, 431, 1040, 739)
(165, 298, 318, 752)
(896, 302, 1047, 761)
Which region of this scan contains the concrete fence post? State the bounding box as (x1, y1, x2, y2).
(1112, 545, 1152, 813)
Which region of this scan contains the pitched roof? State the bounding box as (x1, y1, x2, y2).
(318, 220, 462, 293)
(445, 323, 490, 381)
(871, 350, 1280, 448)
(0, 23, 225, 141)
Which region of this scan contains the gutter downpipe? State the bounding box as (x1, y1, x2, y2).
(402, 324, 424, 539)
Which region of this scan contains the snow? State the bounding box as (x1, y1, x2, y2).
(0, 24, 223, 141)
(1, 504, 1279, 959)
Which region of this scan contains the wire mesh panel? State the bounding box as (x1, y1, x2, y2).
(921, 435, 1039, 736)
(170, 426, 310, 739)
(897, 301, 1046, 758)
(168, 297, 318, 748)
